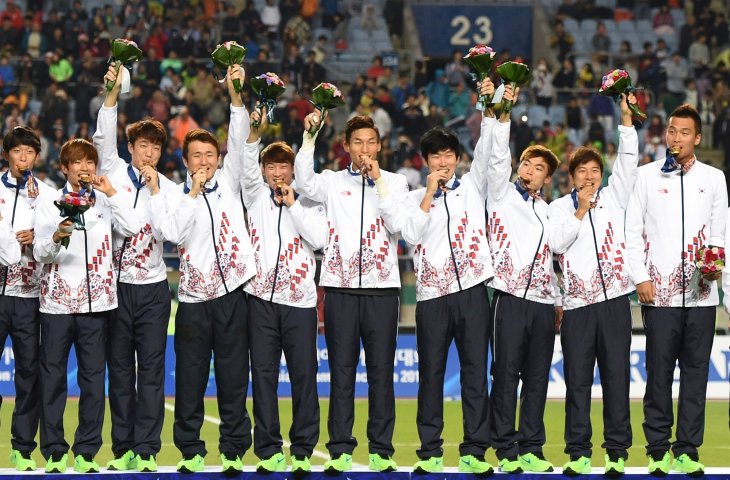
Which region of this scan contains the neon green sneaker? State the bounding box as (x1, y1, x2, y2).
(563, 456, 592, 476)
(369, 453, 398, 472)
(256, 452, 286, 473)
(459, 455, 494, 475)
(520, 452, 554, 472)
(136, 454, 158, 472)
(74, 454, 100, 473)
(324, 453, 352, 474)
(413, 456, 443, 474)
(177, 454, 205, 473)
(45, 452, 68, 473)
(648, 451, 670, 477)
(221, 453, 243, 475)
(291, 456, 311, 475)
(498, 457, 523, 473)
(9, 450, 36, 471)
(672, 453, 704, 477)
(106, 450, 136, 471)
(605, 453, 625, 477)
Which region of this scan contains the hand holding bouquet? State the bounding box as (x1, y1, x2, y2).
(54, 192, 92, 248)
(696, 245, 725, 279)
(598, 69, 647, 123)
(211, 41, 247, 93)
(308, 82, 345, 135)
(250, 72, 286, 128)
(106, 39, 143, 92)
(495, 59, 531, 114)
(463, 44, 496, 110)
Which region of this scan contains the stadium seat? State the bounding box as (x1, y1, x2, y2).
(671, 8, 686, 27)
(617, 20, 635, 32)
(636, 19, 652, 33)
(602, 19, 617, 33)
(580, 19, 598, 35)
(527, 105, 549, 128)
(549, 105, 566, 126)
(563, 18, 579, 33)
(511, 104, 528, 123)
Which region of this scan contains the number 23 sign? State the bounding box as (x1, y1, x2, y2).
(411, 4, 533, 58)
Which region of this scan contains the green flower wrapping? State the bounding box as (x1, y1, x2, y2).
(250, 72, 286, 127)
(211, 41, 248, 93)
(106, 38, 143, 92)
(495, 60, 532, 114)
(308, 83, 346, 134)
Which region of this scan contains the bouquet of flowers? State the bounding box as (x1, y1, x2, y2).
(250, 72, 286, 127)
(211, 41, 247, 93)
(106, 38, 143, 92)
(54, 192, 92, 248)
(495, 59, 531, 114)
(696, 245, 725, 275)
(308, 82, 345, 134)
(463, 44, 496, 109)
(598, 69, 647, 123)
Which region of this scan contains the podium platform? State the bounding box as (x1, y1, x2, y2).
(2, 468, 729, 479)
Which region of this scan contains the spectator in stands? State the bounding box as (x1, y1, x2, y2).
(189, 67, 216, 111)
(710, 13, 729, 54)
(678, 15, 696, 57)
(367, 55, 387, 81)
(168, 106, 199, 146)
(370, 100, 392, 140)
(447, 81, 471, 120)
(663, 52, 690, 100)
(531, 59, 554, 108)
(47, 50, 73, 85)
(0, 54, 15, 96)
(361, 3, 378, 36)
(396, 156, 421, 189)
(261, 0, 281, 41)
(576, 62, 596, 90)
(445, 49, 468, 87)
(20, 20, 45, 58)
(311, 35, 332, 64)
(652, 5, 675, 36)
(591, 21, 611, 53)
(550, 21, 575, 62)
(553, 58, 576, 103)
(391, 74, 415, 110)
(281, 43, 304, 89)
(302, 51, 326, 91)
(689, 33, 711, 75)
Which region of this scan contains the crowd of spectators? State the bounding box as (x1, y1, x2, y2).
(0, 0, 729, 200)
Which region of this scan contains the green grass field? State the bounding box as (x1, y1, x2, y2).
(0, 398, 727, 469)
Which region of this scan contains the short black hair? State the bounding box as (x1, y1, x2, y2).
(3, 126, 41, 154)
(420, 127, 461, 159)
(668, 103, 702, 134)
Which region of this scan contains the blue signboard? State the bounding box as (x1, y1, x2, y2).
(1, 336, 728, 399)
(411, 4, 533, 59)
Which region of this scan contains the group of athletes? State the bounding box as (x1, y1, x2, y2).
(0, 62, 725, 477)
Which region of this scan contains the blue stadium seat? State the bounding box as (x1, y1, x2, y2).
(603, 19, 617, 33)
(511, 104, 528, 123)
(527, 105, 549, 128)
(671, 8, 686, 27)
(636, 19, 652, 33)
(563, 18, 579, 33)
(617, 20, 636, 33)
(580, 19, 598, 35)
(549, 105, 566, 126)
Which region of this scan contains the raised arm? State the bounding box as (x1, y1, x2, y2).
(467, 80, 500, 200)
(293, 113, 329, 203)
(221, 65, 250, 195)
(606, 93, 640, 208)
(241, 107, 269, 206)
(93, 65, 127, 177)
